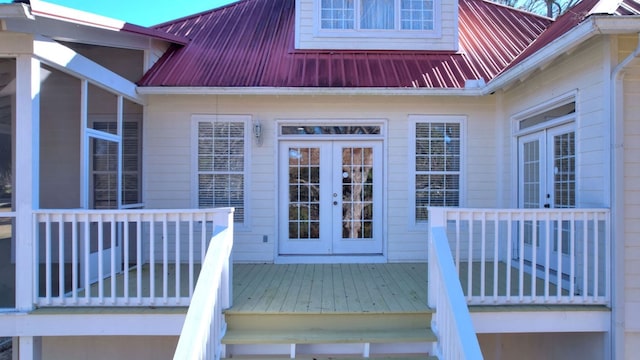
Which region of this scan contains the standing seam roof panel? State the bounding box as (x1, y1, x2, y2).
(139, 0, 553, 89)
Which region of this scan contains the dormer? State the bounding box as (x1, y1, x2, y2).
(295, 0, 458, 51)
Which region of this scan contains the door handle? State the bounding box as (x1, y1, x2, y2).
(544, 203, 550, 208)
(333, 201, 338, 206)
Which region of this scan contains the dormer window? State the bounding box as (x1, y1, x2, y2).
(320, 0, 435, 31)
(296, 0, 456, 51)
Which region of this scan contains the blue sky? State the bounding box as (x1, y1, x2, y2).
(0, 0, 237, 26)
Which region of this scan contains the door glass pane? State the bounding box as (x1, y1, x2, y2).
(288, 148, 321, 239)
(522, 140, 540, 209)
(522, 139, 540, 246)
(342, 147, 374, 239)
(553, 131, 575, 254)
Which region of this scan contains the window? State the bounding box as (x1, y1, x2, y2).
(195, 116, 249, 224)
(410, 116, 463, 224)
(320, 0, 435, 31)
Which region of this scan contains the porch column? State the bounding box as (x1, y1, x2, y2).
(17, 336, 42, 360)
(14, 55, 40, 312)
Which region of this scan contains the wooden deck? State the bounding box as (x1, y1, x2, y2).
(231, 263, 429, 314)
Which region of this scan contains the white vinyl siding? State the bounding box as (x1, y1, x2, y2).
(409, 115, 463, 226)
(193, 115, 250, 226)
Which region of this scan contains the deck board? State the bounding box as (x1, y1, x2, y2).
(230, 263, 430, 314)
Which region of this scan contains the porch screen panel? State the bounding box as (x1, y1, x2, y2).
(415, 122, 461, 222)
(197, 120, 245, 223)
(287, 147, 321, 240)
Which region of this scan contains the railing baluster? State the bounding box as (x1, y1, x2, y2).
(111, 214, 116, 304)
(506, 212, 512, 303)
(467, 214, 473, 301)
(83, 216, 90, 303)
(163, 214, 169, 304)
(136, 215, 142, 304)
(531, 212, 538, 301)
(45, 213, 52, 303)
(189, 213, 195, 297)
(583, 211, 588, 302)
(556, 212, 562, 300)
(72, 215, 78, 304)
(493, 213, 499, 302)
(124, 216, 130, 304)
(150, 213, 155, 305)
(58, 215, 65, 301)
(98, 214, 104, 303)
(544, 212, 550, 302)
(605, 211, 611, 303)
(519, 211, 525, 302)
(593, 212, 599, 303)
(176, 218, 181, 301)
(480, 211, 486, 302)
(570, 212, 576, 302)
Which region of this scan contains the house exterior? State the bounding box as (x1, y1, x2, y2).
(1, 0, 640, 358)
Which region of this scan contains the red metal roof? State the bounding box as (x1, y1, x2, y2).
(139, 0, 553, 89)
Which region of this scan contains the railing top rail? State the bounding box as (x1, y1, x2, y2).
(33, 207, 235, 215)
(431, 207, 610, 213)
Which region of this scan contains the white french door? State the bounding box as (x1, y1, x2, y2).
(279, 141, 383, 255)
(518, 123, 575, 277)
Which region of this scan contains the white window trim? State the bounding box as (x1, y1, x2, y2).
(191, 114, 252, 231)
(276, 118, 386, 140)
(408, 114, 466, 231)
(313, 0, 442, 39)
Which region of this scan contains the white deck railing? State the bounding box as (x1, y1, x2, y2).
(34, 208, 234, 307)
(173, 220, 233, 360)
(429, 224, 484, 360)
(429, 207, 610, 306)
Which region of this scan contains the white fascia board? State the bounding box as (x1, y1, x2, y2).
(0, 3, 34, 20)
(0, 312, 186, 336)
(137, 86, 484, 97)
(30, 0, 126, 32)
(484, 19, 599, 94)
(33, 35, 145, 105)
(485, 16, 640, 94)
(472, 309, 611, 333)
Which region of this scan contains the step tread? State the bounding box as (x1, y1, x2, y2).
(222, 327, 437, 345)
(222, 357, 438, 360)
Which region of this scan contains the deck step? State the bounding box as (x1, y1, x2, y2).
(222, 327, 437, 345)
(224, 311, 434, 332)
(222, 356, 438, 360)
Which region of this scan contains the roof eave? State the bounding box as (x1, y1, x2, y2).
(0, 3, 34, 20)
(485, 15, 640, 94)
(136, 86, 485, 97)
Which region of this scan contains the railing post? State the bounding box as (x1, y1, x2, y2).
(428, 208, 446, 309)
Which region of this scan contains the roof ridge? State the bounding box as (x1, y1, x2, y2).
(151, 0, 246, 29)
